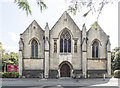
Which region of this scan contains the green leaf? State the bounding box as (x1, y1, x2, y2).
(37, 0, 47, 12)
(15, 0, 32, 15)
(15, 0, 47, 15)
(4, 60, 14, 64)
(67, 6, 77, 15)
(91, 21, 98, 29)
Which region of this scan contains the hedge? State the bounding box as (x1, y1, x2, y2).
(2, 72, 19, 78)
(114, 70, 120, 78)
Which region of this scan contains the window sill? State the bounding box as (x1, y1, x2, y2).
(87, 58, 107, 60)
(31, 57, 38, 58)
(59, 53, 71, 55)
(23, 57, 44, 59)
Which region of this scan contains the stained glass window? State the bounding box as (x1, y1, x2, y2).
(92, 41, 98, 58)
(64, 39, 67, 52)
(32, 44, 34, 57)
(92, 45, 94, 57)
(31, 39, 38, 58)
(35, 44, 38, 57)
(60, 30, 71, 53)
(68, 39, 71, 53)
(60, 39, 63, 52)
(96, 45, 98, 57)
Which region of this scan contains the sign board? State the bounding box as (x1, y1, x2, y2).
(7, 65, 17, 72)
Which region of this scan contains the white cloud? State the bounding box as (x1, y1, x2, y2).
(2, 44, 18, 53)
(8, 32, 19, 42)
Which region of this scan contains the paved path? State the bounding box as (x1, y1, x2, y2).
(1, 78, 120, 88)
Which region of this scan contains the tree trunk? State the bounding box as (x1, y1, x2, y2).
(4, 64, 6, 72)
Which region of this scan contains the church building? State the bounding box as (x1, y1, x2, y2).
(18, 12, 111, 78)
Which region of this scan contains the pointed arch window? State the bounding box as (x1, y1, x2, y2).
(60, 30, 71, 53)
(31, 39, 38, 58)
(92, 41, 98, 58)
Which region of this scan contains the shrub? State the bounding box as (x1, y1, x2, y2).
(0, 72, 2, 78)
(114, 70, 120, 78)
(2, 72, 19, 78)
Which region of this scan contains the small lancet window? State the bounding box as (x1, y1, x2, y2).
(74, 40, 77, 53)
(33, 26, 36, 29)
(92, 41, 99, 58)
(31, 39, 38, 58)
(60, 30, 71, 53)
(54, 40, 57, 53)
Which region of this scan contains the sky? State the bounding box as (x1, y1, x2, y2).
(0, 0, 118, 53)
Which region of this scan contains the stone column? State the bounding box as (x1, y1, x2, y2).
(18, 38, 23, 78)
(18, 50, 23, 77)
(44, 48, 49, 78)
(107, 52, 111, 76)
(82, 24, 87, 78)
(107, 39, 111, 76)
(44, 23, 50, 78)
(82, 51, 87, 78)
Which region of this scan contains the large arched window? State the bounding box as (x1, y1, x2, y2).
(60, 30, 71, 53)
(31, 39, 38, 58)
(92, 41, 98, 58)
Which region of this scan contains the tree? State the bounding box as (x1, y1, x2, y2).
(15, 0, 118, 20)
(68, 0, 118, 20)
(9, 52, 18, 65)
(111, 47, 120, 73)
(0, 42, 18, 72)
(14, 0, 47, 15)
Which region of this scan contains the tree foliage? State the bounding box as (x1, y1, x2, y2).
(0, 42, 18, 72)
(14, 0, 47, 15)
(9, 52, 18, 65)
(91, 21, 98, 29)
(68, 0, 118, 20)
(14, 0, 32, 15)
(14, 0, 119, 21)
(111, 47, 120, 72)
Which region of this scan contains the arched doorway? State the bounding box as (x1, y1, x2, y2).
(59, 61, 72, 77)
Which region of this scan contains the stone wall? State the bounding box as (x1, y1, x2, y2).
(87, 59, 106, 70)
(21, 20, 44, 59)
(87, 70, 107, 78)
(73, 70, 82, 78)
(23, 70, 44, 78)
(23, 59, 44, 70)
(19, 12, 111, 78)
(87, 24, 108, 59)
(49, 70, 58, 78)
(49, 12, 82, 71)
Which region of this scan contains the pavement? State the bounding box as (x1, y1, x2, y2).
(0, 77, 120, 88)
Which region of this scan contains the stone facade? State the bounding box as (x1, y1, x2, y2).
(19, 12, 111, 78)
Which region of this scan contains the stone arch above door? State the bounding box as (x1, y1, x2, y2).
(59, 61, 73, 77)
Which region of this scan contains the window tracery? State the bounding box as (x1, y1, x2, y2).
(31, 39, 38, 58)
(60, 30, 71, 53)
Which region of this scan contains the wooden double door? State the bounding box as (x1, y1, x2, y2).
(60, 63, 71, 77)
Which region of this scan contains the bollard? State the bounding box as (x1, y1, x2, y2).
(85, 73, 87, 79)
(88, 74, 90, 78)
(103, 74, 105, 80)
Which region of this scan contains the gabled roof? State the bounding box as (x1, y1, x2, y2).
(87, 21, 108, 36)
(51, 11, 80, 31)
(21, 20, 43, 35)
